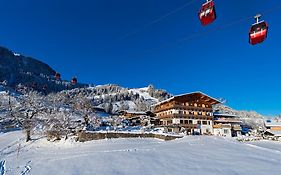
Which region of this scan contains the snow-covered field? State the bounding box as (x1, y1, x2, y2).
(1, 131, 281, 175)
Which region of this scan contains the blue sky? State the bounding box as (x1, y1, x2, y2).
(0, 0, 281, 116)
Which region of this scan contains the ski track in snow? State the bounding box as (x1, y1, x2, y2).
(21, 165, 31, 175)
(245, 143, 281, 155)
(17, 161, 32, 175)
(0, 160, 5, 175)
(41, 148, 154, 162)
(0, 139, 36, 159)
(33, 137, 202, 162)
(0, 132, 25, 157)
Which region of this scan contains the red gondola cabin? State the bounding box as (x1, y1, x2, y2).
(199, 0, 216, 26)
(71, 77, 77, 84)
(55, 72, 61, 80)
(249, 15, 268, 45)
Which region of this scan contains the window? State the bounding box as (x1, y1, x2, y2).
(197, 121, 202, 125)
(208, 121, 211, 125)
(224, 129, 228, 134)
(250, 22, 267, 33)
(189, 120, 193, 124)
(180, 120, 184, 124)
(202, 121, 207, 125)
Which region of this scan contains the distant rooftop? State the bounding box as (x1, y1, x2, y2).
(118, 110, 147, 115)
(264, 119, 281, 127)
(213, 113, 238, 118)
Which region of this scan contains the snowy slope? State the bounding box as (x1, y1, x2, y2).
(61, 84, 172, 113)
(1, 131, 281, 175)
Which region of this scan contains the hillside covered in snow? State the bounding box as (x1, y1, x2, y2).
(59, 84, 172, 114)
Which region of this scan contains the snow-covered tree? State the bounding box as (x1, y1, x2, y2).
(0, 93, 20, 130)
(17, 91, 47, 142)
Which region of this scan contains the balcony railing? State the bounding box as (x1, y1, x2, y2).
(158, 114, 213, 120)
(159, 124, 198, 128)
(154, 104, 213, 113)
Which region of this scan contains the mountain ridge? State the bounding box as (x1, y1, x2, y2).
(0, 46, 85, 93)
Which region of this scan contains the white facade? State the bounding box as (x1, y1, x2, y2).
(170, 118, 213, 134)
(213, 124, 232, 138)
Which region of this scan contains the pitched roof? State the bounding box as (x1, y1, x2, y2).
(152, 91, 221, 107)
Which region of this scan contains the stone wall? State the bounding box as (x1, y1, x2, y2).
(76, 131, 182, 142)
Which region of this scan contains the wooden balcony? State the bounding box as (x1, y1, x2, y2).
(213, 124, 231, 129)
(232, 125, 242, 131)
(160, 124, 198, 129)
(158, 114, 213, 120)
(154, 104, 213, 113)
(178, 124, 198, 128)
(213, 119, 242, 124)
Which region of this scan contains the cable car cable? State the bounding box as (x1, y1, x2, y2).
(181, 2, 281, 42)
(119, 0, 197, 40)
(119, 2, 281, 58)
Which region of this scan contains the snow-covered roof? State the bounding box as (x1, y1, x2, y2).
(152, 91, 221, 107)
(214, 119, 242, 123)
(118, 110, 147, 115)
(213, 113, 238, 118)
(13, 52, 21, 57)
(264, 119, 281, 127)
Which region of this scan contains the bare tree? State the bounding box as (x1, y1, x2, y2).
(44, 93, 75, 140)
(17, 91, 47, 142)
(0, 93, 21, 131)
(70, 95, 96, 130)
